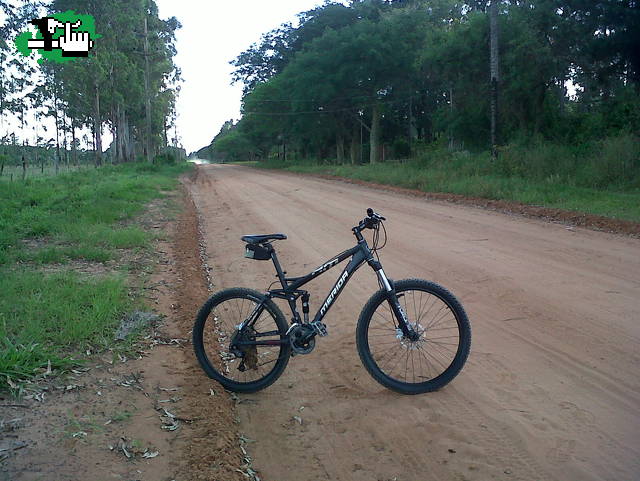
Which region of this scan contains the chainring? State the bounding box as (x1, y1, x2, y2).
(289, 324, 316, 355)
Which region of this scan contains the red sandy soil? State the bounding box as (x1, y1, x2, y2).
(185, 164, 639, 481)
(4, 164, 639, 481)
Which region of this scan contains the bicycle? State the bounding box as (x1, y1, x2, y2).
(193, 208, 471, 394)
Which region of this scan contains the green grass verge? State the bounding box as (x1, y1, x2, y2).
(255, 135, 640, 222)
(0, 270, 129, 382)
(0, 162, 191, 389)
(0, 163, 190, 265)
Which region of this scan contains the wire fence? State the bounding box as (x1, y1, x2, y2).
(0, 162, 94, 181)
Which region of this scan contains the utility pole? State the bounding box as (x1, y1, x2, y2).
(408, 96, 413, 157)
(490, 0, 500, 160)
(143, 13, 152, 163)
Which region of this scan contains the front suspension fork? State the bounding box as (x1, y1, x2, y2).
(376, 268, 418, 340)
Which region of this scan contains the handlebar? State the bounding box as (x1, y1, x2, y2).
(353, 208, 386, 234)
(366, 207, 386, 221)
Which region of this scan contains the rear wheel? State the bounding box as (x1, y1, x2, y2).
(356, 279, 471, 394)
(193, 288, 291, 393)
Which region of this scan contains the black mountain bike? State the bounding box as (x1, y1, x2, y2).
(193, 209, 471, 394)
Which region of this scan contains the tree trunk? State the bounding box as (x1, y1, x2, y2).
(124, 113, 134, 162)
(72, 121, 77, 166)
(163, 117, 168, 148)
(120, 107, 126, 162)
(369, 103, 381, 164)
(408, 96, 413, 156)
(489, 0, 500, 160)
(62, 112, 69, 167)
(115, 104, 126, 163)
(336, 133, 345, 163)
(449, 87, 455, 150)
(94, 81, 102, 166)
(110, 105, 117, 164)
(54, 87, 60, 174)
(350, 123, 359, 165)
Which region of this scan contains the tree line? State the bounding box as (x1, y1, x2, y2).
(196, 0, 639, 164)
(0, 0, 182, 172)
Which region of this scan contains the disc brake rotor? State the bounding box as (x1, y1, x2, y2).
(396, 323, 426, 350)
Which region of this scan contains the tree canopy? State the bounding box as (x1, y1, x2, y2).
(200, 0, 639, 163)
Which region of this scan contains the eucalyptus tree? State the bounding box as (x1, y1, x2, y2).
(46, 0, 181, 164)
(0, 1, 40, 160)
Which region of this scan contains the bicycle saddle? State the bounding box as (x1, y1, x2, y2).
(241, 234, 287, 244)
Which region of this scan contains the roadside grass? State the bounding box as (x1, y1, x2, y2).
(0, 162, 191, 390)
(15, 245, 113, 265)
(111, 410, 134, 423)
(64, 412, 106, 437)
(0, 271, 129, 382)
(0, 163, 187, 265)
(256, 134, 640, 222)
(64, 224, 151, 249)
(225, 160, 258, 166)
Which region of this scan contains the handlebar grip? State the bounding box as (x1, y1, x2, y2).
(366, 208, 386, 221)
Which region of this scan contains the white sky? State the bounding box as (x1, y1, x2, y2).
(155, 0, 337, 154)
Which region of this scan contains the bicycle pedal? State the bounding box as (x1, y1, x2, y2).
(311, 321, 328, 337)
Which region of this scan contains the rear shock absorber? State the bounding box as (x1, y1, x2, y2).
(302, 292, 310, 323)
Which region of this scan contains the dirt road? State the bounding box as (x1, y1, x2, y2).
(186, 164, 640, 481)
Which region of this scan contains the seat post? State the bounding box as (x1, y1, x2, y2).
(270, 249, 288, 288)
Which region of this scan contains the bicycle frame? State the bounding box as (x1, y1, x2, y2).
(271, 242, 370, 324)
(235, 232, 413, 347)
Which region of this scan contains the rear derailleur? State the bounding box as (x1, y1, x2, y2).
(229, 327, 258, 372)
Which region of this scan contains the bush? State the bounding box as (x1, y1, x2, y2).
(256, 133, 640, 221)
(154, 152, 176, 164)
(576, 133, 640, 189)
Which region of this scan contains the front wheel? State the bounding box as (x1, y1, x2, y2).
(356, 279, 471, 394)
(193, 287, 291, 393)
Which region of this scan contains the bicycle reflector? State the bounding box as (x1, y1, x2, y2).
(244, 243, 272, 260)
